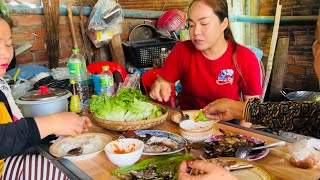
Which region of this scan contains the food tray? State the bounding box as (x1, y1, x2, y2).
(281, 91, 320, 102)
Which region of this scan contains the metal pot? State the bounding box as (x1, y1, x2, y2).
(16, 86, 71, 117)
(129, 21, 158, 41)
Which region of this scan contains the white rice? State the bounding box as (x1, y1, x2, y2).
(58, 136, 104, 156)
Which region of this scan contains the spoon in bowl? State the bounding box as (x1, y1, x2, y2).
(51, 147, 83, 161)
(235, 141, 285, 159)
(164, 105, 189, 121)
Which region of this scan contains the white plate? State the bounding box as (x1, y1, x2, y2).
(135, 130, 187, 155)
(218, 157, 275, 180)
(49, 133, 112, 161)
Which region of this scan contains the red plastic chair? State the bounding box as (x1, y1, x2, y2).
(141, 68, 176, 107)
(86, 61, 128, 81)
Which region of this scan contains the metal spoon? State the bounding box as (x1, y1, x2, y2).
(235, 141, 285, 159)
(51, 147, 83, 161)
(163, 105, 189, 121)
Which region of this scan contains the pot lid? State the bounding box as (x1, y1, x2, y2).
(19, 86, 69, 101)
(129, 24, 157, 41)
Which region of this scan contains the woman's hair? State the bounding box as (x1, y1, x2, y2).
(189, 0, 247, 89)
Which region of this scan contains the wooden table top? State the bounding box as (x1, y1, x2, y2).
(62, 111, 320, 180)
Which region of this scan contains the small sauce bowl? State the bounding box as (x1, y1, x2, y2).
(104, 138, 144, 167)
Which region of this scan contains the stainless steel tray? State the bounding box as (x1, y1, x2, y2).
(281, 91, 320, 102)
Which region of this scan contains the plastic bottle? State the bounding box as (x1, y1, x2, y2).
(159, 48, 168, 67)
(67, 49, 90, 109)
(69, 80, 81, 113)
(99, 66, 114, 97)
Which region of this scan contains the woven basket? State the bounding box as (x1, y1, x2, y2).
(91, 108, 168, 131)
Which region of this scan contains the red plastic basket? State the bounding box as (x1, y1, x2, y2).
(157, 9, 187, 32)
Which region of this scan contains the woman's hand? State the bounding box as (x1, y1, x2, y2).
(202, 98, 245, 121)
(178, 160, 238, 180)
(149, 78, 172, 102)
(35, 112, 92, 138)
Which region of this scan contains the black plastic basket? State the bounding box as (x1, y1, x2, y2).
(122, 38, 177, 68)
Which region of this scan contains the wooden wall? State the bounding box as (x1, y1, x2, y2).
(259, 0, 320, 91)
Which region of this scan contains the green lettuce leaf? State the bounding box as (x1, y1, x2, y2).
(195, 109, 208, 122)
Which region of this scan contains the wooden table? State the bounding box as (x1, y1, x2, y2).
(37, 111, 320, 180)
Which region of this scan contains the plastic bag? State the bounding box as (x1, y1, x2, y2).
(87, 0, 123, 31)
(116, 72, 140, 93)
(288, 139, 320, 169)
(87, 23, 122, 48)
(87, 0, 123, 48)
(11, 78, 32, 99)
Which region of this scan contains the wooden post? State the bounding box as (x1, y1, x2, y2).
(268, 38, 289, 101)
(109, 34, 126, 67)
(79, 6, 93, 64)
(109, 34, 126, 83)
(261, 0, 282, 101)
(67, 4, 78, 49)
(43, 0, 60, 68)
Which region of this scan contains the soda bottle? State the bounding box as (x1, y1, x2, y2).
(67, 49, 91, 109)
(100, 65, 114, 97)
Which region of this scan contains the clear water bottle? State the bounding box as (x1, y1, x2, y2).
(68, 49, 90, 109)
(100, 66, 114, 97)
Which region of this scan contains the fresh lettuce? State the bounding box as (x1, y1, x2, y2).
(90, 88, 163, 121)
(195, 109, 208, 122)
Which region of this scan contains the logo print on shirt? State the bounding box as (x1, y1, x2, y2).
(216, 69, 234, 85)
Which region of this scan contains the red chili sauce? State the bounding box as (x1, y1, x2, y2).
(113, 143, 137, 154)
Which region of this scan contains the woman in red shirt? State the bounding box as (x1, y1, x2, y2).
(150, 0, 262, 114)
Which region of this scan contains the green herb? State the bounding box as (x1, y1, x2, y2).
(112, 153, 194, 179)
(195, 109, 208, 122)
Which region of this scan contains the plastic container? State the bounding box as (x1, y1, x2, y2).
(122, 38, 177, 68)
(160, 47, 168, 66)
(99, 66, 114, 96)
(67, 49, 91, 109)
(157, 9, 187, 32)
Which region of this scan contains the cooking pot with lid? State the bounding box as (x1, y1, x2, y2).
(16, 86, 72, 117)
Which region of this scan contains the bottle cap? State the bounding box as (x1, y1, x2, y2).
(102, 66, 109, 71)
(72, 49, 80, 53)
(70, 79, 76, 85)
